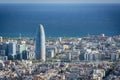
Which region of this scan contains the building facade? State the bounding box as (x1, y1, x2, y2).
(35, 24, 46, 61)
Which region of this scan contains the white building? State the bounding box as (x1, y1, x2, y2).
(0, 36, 3, 43)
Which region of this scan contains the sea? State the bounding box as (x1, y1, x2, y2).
(0, 3, 120, 38)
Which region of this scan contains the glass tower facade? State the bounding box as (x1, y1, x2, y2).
(35, 24, 46, 61)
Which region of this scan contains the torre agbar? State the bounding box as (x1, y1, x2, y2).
(35, 24, 46, 61)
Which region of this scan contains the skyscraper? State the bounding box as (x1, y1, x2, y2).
(35, 24, 46, 61)
(8, 42, 16, 60)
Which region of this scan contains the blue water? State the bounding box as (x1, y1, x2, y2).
(0, 3, 120, 37)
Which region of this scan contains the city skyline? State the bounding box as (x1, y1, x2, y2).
(0, 32, 120, 79)
(0, 0, 120, 79)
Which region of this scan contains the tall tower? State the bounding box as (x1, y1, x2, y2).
(8, 42, 16, 60)
(35, 24, 46, 61)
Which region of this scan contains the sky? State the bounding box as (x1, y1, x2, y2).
(0, 0, 120, 4)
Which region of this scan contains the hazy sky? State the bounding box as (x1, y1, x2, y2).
(0, 0, 120, 3)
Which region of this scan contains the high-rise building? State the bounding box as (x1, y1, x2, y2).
(35, 24, 46, 61)
(0, 36, 3, 43)
(22, 50, 29, 60)
(46, 50, 54, 58)
(8, 42, 16, 60)
(16, 44, 26, 60)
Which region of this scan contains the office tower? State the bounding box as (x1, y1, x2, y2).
(46, 46, 57, 59)
(22, 50, 29, 60)
(17, 44, 26, 60)
(46, 50, 54, 58)
(35, 24, 46, 61)
(2, 43, 9, 56)
(0, 36, 3, 43)
(8, 42, 16, 60)
(59, 37, 62, 42)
